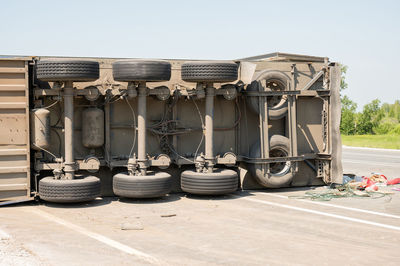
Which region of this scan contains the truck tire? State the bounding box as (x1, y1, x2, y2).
(248, 135, 294, 188)
(181, 61, 238, 83)
(39, 175, 101, 203)
(112, 60, 171, 82)
(36, 60, 100, 82)
(246, 70, 290, 120)
(181, 168, 238, 195)
(113, 172, 172, 198)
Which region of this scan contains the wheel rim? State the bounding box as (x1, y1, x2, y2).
(263, 79, 287, 109)
(269, 148, 291, 176)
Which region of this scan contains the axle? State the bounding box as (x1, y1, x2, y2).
(137, 83, 147, 175)
(204, 86, 215, 172)
(64, 81, 75, 179)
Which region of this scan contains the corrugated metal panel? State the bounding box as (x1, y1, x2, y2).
(0, 59, 32, 202)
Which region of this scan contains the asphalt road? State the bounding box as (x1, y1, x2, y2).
(342, 146, 400, 178)
(1, 146, 399, 265)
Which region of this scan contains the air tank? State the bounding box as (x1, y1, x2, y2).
(30, 108, 51, 150)
(82, 107, 104, 148)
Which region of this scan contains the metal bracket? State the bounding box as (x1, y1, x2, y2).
(151, 154, 171, 169)
(302, 70, 324, 90)
(127, 156, 138, 175)
(243, 90, 330, 97)
(288, 64, 299, 173)
(316, 159, 331, 182)
(322, 105, 328, 152)
(218, 152, 237, 166)
(195, 153, 205, 172)
(258, 80, 270, 175)
(242, 154, 315, 164)
(216, 84, 238, 100)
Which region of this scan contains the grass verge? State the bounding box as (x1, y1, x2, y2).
(341, 134, 400, 149)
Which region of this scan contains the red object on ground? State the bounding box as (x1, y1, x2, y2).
(363, 177, 376, 188)
(387, 178, 400, 185)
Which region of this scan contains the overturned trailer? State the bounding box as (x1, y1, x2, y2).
(0, 52, 342, 204)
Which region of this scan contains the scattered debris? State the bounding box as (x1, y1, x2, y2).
(161, 214, 176, 218)
(343, 173, 400, 191)
(120, 221, 144, 230)
(289, 184, 388, 201)
(290, 173, 400, 201)
(387, 178, 400, 185)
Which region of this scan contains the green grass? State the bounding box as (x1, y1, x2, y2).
(341, 134, 400, 149)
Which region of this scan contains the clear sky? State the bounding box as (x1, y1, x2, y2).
(1, 0, 399, 109)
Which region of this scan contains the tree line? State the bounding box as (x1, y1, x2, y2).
(341, 97, 400, 135)
(340, 65, 400, 135)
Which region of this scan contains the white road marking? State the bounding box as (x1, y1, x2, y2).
(239, 197, 400, 232)
(262, 193, 400, 219)
(343, 151, 400, 159)
(0, 229, 11, 240)
(343, 146, 400, 152)
(27, 208, 161, 265)
(343, 160, 400, 167)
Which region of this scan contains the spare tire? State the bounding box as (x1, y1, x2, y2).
(246, 70, 290, 120)
(36, 60, 100, 82)
(181, 168, 238, 195)
(181, 61, 238, 83)
(39, 175, 101, 203)
(113, 171, 172, 198)
(248, 135, 294, 188)
(112, 60, 171, 82)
